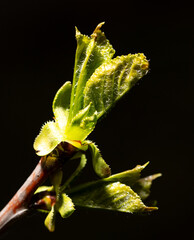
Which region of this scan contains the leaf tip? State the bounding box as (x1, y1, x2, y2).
(75, 26, 81, 38)
(146, 173, 162, 181)
(143, 161, 150, 168)
(94, 22, 105, 31)
(91, 22, 105, 39)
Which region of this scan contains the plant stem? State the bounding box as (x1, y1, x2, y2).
(0, 158, 48, 233)
(0, 142, 77, 235)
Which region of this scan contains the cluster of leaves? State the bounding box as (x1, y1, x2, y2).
(33, 23, 160, 232)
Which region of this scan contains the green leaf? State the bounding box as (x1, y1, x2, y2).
(64, 23, 115, 141)
(68, 163, 157, 213)
(70, 181, 157, 213)
(69, 22, 115, 120)
(68, 163, 148, 195)
(52, 81, 72, 131)
(88, 142, 111, 178)
(44, 205, 56, 232)
(83, 53, 149, 119)
(33, 121, 62, 156)
(65, 103, 97, 141)
(57, 193, 75, 218)
(132, 173, 162, 201)
(35, 186, 53, 194)
(105, 162, 149, 186)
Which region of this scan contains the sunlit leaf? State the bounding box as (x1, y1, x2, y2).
(52, 81, 72, 131)
(69, 22, 115, 120)
(57, 193, 75, 218)
(44, 205, 56, 232)
(33, 121, 62, 156)
(65, 103, 97, 141)
(35, 186, 53, 194)
(83, 53, 149, 119)
(70, 181, 157, 213)
(88, 142, 111, 178)
(68, 163, 157, 213)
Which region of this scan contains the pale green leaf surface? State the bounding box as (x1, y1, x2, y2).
(64, 103, 97, 141)
(44, 205, 56, 232)
(33, 121, 62, 156)
(84, 53, 149, 119)
(35, 186, 53, 194)
(68, 163, 157, 213)
(52, 81, 72, 131)
(69, 22, 115, 121)
(70, 181, 156, 213)
(57, 193, 75, 218)
(88, 142, 111, 178)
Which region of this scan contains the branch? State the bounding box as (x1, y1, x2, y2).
(0, 142, 76, 234)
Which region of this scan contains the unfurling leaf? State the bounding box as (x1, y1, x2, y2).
(57, 193, 75, 218)
(69, 22, 115, 121)
(52, 81, 72, 131)
(70, 181, 157, 213)
(88, 142, 111, 178)
(63, 23, 115, 141)
(33, 22, 149, 156)
(68, 163, 157, 213)
(64, 103, 97, 141)
(44, 205, 56, 232)
(132, 173, 162, 201)
(33, 121, 62, 156)
(83, 53, 149, 120)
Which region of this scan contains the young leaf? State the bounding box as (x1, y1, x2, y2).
(33, 121, 62, 156)
(83, 53, 149, 120)
(132, 173, 162, 201)
(88, 142, 111, 178)
(69, 22, 115, 120)
(44, 205, 56, 232)
(57, 193, 75, 218)
(64, 103, 97, 141)
(67, 163, 157, 213)
(35, 186, 53, 194)
(105, 162, 149, 186)
(52, 81, 72, 131)
(68, 163, 148, 195)
(70, 181, 157, 213)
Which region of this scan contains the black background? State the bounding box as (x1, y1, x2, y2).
(0, 1, 193, 239)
